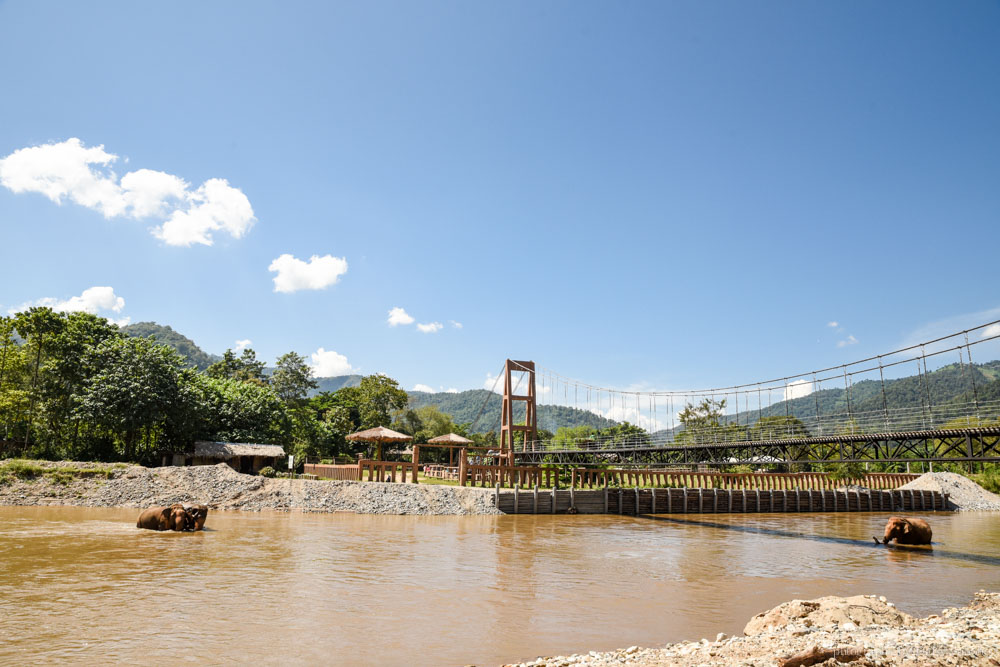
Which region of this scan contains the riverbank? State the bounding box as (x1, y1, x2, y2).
(0, 459, 500, 515)
(504, 591, 1000, 666)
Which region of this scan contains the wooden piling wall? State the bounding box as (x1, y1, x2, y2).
(495, 487, 948, 516)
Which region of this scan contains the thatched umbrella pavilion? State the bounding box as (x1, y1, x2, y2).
(346, 426, 413, 461)
(427, 433, 473, 467)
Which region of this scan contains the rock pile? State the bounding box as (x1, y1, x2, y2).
(0, 461, 501, 515)
(900, 472, 1000, 512)
(503, 591, 1000, 667)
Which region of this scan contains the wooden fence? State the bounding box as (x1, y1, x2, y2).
(496, 486, 948, 515)
(303, 463, 361, 481)
(358, 460, 419, 483)
(570, 469, 920, 491)
(460, 463, 559, 489)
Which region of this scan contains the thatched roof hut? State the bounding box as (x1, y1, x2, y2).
(168, 441, 286, 474)
(427, 433, 473, 445)
(346, 426, 412, 460)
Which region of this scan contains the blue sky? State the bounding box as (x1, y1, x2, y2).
(1, 1, 998, 404)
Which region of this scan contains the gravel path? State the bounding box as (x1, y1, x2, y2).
(0, 461, 501, 515)
(504, 591, 1000, 666)
(900, 472, 1000, 512)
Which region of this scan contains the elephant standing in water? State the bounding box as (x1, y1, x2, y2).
(877, 516, 933, 545)
(136, 504, 189, 531)
(182, 504, 209, 531)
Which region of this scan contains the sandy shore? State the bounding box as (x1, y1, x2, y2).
(0, 459, 500, 515)
(503, 591, 1000, 667)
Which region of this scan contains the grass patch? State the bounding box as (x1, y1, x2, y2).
(0, 459, 119, 486)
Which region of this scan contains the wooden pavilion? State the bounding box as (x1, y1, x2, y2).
(345, 426, 413, 461)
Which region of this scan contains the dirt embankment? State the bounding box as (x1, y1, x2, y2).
(505, 591, 1000, 667)
(0, 460, 500, 515)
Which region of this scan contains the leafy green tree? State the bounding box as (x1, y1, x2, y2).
(13, 307, 65, 448)
(206, 348, 267, 384)
(596, 422, 650, 448)
(357, 374, 407, 428)
(675, 397, 742, 444)
(270, 352, 318, 406)
(76, 337, 192, 462)
(551, 425, 597, 450)
(197, 375, 289, 444)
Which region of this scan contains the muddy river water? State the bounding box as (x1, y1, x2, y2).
(2, 507, 999, 665)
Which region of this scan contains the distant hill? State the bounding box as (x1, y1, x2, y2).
(122, 322, 219, 371)
(313, 375, 363, 394)
(721, 360, 1000, 431)
(407, 389, 618, 434)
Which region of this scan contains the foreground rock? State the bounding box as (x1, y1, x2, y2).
(504, 591, 1000, 666)
(0, 460, 500, 515)
(900, 472, 1000, 512)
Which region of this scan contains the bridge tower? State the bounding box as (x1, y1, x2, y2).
(500, 359, 537, 464)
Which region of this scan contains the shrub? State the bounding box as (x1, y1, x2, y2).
(258, 466, 276, 478)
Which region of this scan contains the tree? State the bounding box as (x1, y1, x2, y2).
(13, 307, 65, 448)
(675, 397, 741, 444)
(551, 425, 597, 450)
(356, 374, 408, 428)
(197, 375, 289, 444)
(76, 337, 192, 462)
(270, 352, 318, 406)
(206, 348, 267, 384)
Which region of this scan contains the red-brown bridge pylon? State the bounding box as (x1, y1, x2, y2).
(500, 359, 537, 465)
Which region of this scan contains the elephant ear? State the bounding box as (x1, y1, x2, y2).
(902, 521, 911, 534)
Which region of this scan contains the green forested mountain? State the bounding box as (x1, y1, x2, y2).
(406, 389, 618, 433)
(314, 375, 362, 393)
(122, 322, 219, 371)
(721, 360, 1000, 431)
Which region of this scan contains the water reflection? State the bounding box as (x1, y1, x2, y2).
(1, 507, 999, 666)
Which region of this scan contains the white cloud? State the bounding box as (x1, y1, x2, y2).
(827, 321, 839, 328)
(449, 320, 463, 329)
(981, 324, 1000, 339)
(445, 388, 459, 393)
(268, 254, 348, 293)
(234, 339, 252, 351)
(387, 307, 415, 327)
(9, 286, 126, 320)
(784, 379, 813, 401)
(416, 322, 443, 334)
(484, 373, 503, 393)
(0, 138, 256, 246)
(412, 383, 435, 393)
(310, 347, 355, 377)
(837, 335, 859, 348)
(154, 178, 255, 247)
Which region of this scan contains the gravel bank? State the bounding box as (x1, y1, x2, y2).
(900, 472, 1000, 512)
(504, 591, 1000, 667)
(0, 460, 501, 515)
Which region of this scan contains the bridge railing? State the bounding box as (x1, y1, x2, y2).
(570, 469, 919, 491)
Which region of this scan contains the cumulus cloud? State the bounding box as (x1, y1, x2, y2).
(784, 379, 813, 401)
(982, 324, 1000, 339)
(234, 339, 252, 351)
(449, 320, 463, 329)
(0, 138, 256, 246)
(837, 335, 859, 348)
(412, 383, 435, 393)
(416, 322, 443, 334)
(827, 321, 839, 328)
(9, 286, 127, 323)
(310, 347, 355, 377)
(387, 307, 415, 327)
(445, 388, 459, 393)
(268, 254, 348, 293)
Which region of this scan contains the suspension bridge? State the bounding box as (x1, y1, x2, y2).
(473, 320, 1000, 468)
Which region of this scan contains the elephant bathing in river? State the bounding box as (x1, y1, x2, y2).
(878, 516, 932, 545)
(136, 504, 189, 531)
(136, 503, 209, 531)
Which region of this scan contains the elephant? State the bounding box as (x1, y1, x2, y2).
(182, 503, 209, 531)
(137, 504, 189, 531)
(877, 516, 932, 545)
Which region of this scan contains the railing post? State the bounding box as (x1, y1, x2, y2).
(458, 448, 467, 487)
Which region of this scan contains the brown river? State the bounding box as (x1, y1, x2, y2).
(2, 507, 1000, 666)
